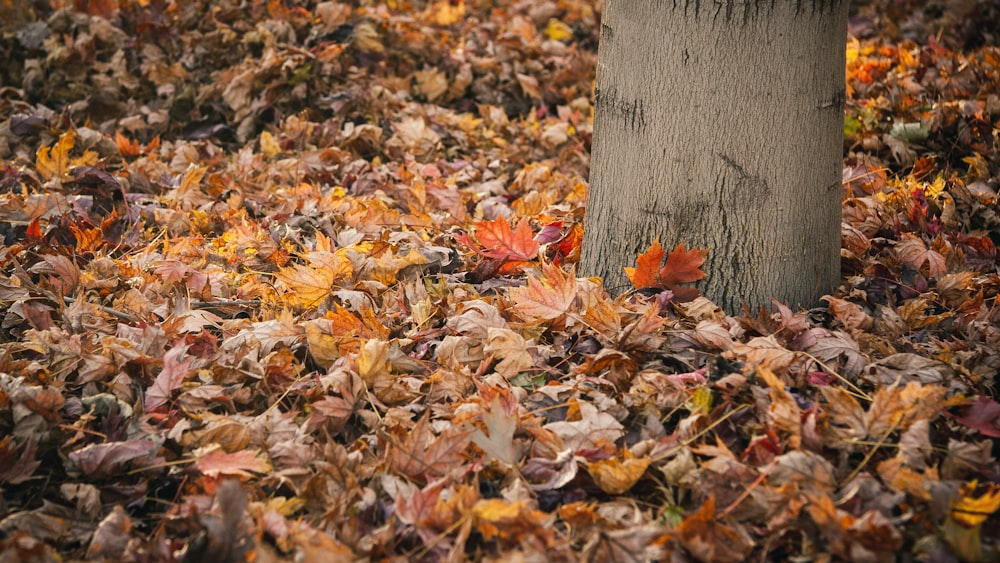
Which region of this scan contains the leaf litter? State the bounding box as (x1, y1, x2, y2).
(0, 0, 998, 561)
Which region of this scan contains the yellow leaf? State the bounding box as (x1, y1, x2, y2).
(472, 499, 551, 542)
(952, 482, 1000, 527)
(352, 21, 383, 53)
(357, 339, 390, 385)
(260, 130, 281, 158)
(70, 150, 99, 169)
(372, 248, 427, 285)
(275, 254, 352, 309)
(586, 451, 651, 494)
(691, 386, 713, 414)
(36, 130, 76, 181)
(545, 18, 573, 42)
(177, 165, 208, 199)
(429, 0, 464, 26)
(305, 320, 343, 369)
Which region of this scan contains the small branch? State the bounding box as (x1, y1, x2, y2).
(190, 299, 261, 308)
(720, 460, 777, 518)
(63, 296, 134, 322)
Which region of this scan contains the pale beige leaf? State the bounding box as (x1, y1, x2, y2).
(484, 327, 534, 378)
(509, 263, 577, 321)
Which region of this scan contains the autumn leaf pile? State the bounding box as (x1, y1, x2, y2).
(0, 0, 998, 561)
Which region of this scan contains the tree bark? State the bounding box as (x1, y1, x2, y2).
(581, 0, 848, 313)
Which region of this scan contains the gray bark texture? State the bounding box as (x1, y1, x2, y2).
(580, 0, 849, 313)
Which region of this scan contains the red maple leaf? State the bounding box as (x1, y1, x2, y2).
(948, 396, 1000, 438)
(458, 216, 541, 281)
(625, 241, 707, 301)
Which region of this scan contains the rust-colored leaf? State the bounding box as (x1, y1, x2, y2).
(625, 239, 666, 289)
(460, 216, 539, 262)
(626, 240, 707, 300)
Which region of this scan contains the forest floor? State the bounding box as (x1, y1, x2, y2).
(0, 0, 999, 561)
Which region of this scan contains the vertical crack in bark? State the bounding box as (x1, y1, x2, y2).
(595, 88, 648, 134)
(711, 153, 772, 310)
(708, 0, 774, 25)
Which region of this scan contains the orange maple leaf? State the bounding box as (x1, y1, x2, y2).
(460, 216, 539, 262)
(625, 241, 708, 300)
(625, 240, 667, 289)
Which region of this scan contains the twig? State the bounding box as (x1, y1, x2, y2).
(263, 371, 310, 415)
(842, 420, 898, 485)
(190, 299, 261, 308)
(650, 403, 751, 463)
(63, 296, 134, 322)
(801, 351, 871, 401)
(720, 460, 777, 517)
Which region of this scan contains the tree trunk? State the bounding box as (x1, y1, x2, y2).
(581, 0, 848, 313)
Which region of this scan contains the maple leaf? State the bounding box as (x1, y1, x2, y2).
(508, 263, 578, 321)
(951, 482, 1000, 527)
(757, 366, 802, 449)
(68, 438, 161, 478)
(470, 386, 522, 465)
(275, 254, 353, 309)
(581, 525, 670, 562)
(459, 215, 539, 262)
(585, 450, 651, 494)
(948, 396, 1000, 438)
(484, 327, 534, 378)
(472, 499, 553, 544)
(819, 386, 869, 444)
(895, 233, 947, 277)
(544, 400, 624, 451)
(625, 240, 707, 300)
(87, 506, 132, 560)
(0, 436, 40, 485)
(145, 344, 191, 412)
(625, 239, 666, 289)
(675, 497, 753, 563)
(808, 331, 867, 377)
(194, 446, 273, 478)
(388, 413, 473, 482)
(36, 130, 75, 181)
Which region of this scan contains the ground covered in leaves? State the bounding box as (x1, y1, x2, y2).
(0, 0, 999, 561)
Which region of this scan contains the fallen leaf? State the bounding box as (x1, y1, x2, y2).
(508, 263, 578, 321)
(951, 482, 1000, 526)
(194, 446, 273, 478)
(388, 413, 473, 482)
(585, 450, 650, 494)
(472, 499, 552, 543)
(145, 344, 191, 412)
(471, 386, 523, 465)
(275, 254, 353, 309)
(484, 327, 534, 378)
(36, 130, 74, 181)
(948, 396, 1000, 438)
(675, 497, 753, 563)
(626, 241, 707, 301)
(459, 215, 539, 262)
